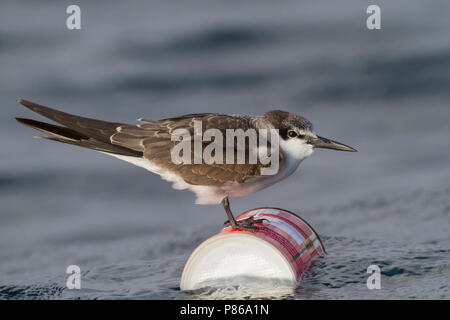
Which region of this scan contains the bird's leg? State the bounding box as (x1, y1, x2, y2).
(222, 197, 267, 231)
(222, 196, 239, 229)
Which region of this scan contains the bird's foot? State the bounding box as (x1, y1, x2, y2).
(224, 216, 268, 232)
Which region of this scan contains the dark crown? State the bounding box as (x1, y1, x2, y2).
(263, 110, 313, 132)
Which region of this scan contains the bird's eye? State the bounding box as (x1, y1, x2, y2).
(288, 130, 297, 138)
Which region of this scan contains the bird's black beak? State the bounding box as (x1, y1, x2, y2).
(308, 135, 357, 152)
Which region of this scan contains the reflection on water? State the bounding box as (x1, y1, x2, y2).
(183, 277, 296, 300)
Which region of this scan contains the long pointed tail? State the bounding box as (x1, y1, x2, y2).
(16, 99, 143, 157)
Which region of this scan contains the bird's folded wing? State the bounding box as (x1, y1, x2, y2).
(112, 113, 282, 186)
(18, 99, 281, 186)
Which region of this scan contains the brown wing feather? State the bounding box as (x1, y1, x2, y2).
(113, 113, 281, 186)
(17, 99, 142, 156)
(18, 99, 123, 144)
(16, 117, 142, 157)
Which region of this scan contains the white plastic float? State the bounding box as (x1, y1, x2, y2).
(180, 207, 325, 291)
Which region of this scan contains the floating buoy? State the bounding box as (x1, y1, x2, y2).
(180, 207, 325, 291)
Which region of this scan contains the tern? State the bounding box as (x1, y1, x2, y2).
(16, 99, 357, 231)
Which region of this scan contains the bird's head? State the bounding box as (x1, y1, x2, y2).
(264, 110, 357, 161)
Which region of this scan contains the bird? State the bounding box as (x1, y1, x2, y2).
(16, 99, 357, 231)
